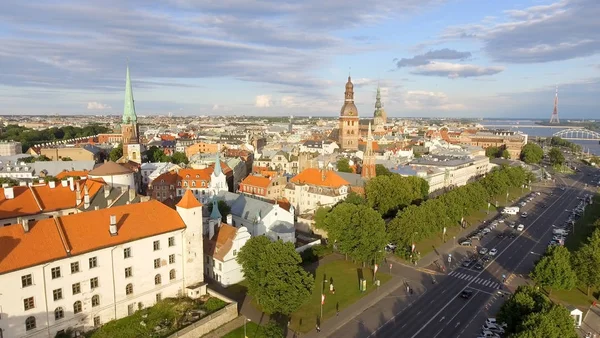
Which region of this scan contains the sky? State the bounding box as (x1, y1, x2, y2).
(0, 0, 599, 119)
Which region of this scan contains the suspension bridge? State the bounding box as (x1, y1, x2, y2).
(553, 128, 600, 141)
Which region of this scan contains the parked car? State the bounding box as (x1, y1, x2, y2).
(517, 224, 525, 231)
(462, 260, 474, 267)
(479, 247, 489, 255)
(460, 240, 472, 246)
(489, 248, 498, 256)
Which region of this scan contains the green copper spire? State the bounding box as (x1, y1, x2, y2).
(122, 65, 137, 124)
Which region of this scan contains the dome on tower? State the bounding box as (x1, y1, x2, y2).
(345, 76, 353, 91)
(340, 102, 358, 116)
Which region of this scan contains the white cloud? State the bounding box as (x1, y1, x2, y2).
(86, 101, 111, 110)
(403, 90, 466, 111)
(442, 0, 600, 63)
(410, 62, 504, 78)
(212, 104, 220, 110)
(255, 95, 272, 107)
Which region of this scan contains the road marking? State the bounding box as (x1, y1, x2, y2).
(455, 321, 461, 328)
(432, 291, 479, 338)
(439, 316, 445, 322)
(416, 311, 421, 315)
(407, 186, 573, 338)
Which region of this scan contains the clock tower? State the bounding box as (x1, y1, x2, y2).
(338, 76, 359, 150)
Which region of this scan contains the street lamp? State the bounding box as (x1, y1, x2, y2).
(244, 316, 251, 338)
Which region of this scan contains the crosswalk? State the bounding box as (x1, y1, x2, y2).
(448, 271, 502, 289)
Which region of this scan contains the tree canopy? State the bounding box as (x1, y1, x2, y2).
(375, 164, 393, 176)
(485, 146, 502, 159)
(171, 152, 189, 165)
(572, 229, 600, 296)
(344, 191, 366, 205)
(365, 174, 429, 217)
(109, 144, 123, 162)
(336, 157, 352, 173)
(237, 237, 314, 315)
(548, 147, 565, 166)
(520, 143, 544, 164)
(144, 146, 168, 162)
(0, 124, 110, 152)
(530, 245, 577, 295)
(320, 202, 388, 264)
(497, 285, 551, 335)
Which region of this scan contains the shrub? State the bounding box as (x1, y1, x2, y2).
(202, 297, 227, 313)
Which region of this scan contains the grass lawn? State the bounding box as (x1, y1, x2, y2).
(222, 321, 264, 338)
(550, 286, 597, 310)
(289, 259, 392, 333)
(413, 187, 527, 258)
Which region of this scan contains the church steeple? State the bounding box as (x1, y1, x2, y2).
(344, 76, 354, 102)
(362, 122, 376, 179)
(122, 64, 137, 124)
(213, 145, 223, 177)
(375, 86, 382, 109)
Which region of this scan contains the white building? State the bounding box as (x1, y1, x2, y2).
(0, 194, 205, 338)
(299, 140, 339, 155)
(285, 168, 350, 215)
(0, 160, 35, 179)
(140, 162, 180, 185)
(0, 141, 22, 156)
(88, 162, 136, 190)
(204, 208, 251, 287)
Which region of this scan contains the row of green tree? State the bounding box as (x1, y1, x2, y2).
(497, 285, 578, 337)
(108, 144, 189, 164)
(0, 124, 110, 152)
(486, 146, 511, 159)
(388, 166, 532, 253)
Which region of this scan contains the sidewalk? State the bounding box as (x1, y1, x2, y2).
(580, 304, 600, 338)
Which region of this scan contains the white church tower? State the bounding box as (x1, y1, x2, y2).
(175, 190, 207, 298)
(209, 145, 227, 195)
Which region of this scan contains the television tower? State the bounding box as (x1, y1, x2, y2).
(549, 86, 559, 124)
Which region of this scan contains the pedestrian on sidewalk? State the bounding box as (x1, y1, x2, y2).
(316, 324, 321, 333)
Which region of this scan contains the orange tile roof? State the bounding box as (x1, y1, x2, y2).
(60, 200, 186, 256)
(31, 179, 104, 213)
(0, 186, 40, 219)
(240, 175, 271, 189)
(177, 190, 203, 209)
(291, 168, 350, 188)
(0, 220, 69, 274)
(205, 223, 237, 261)
(177, 168, 211, 182)
(153, 172, 178, 186)
(0, 200, 186, 274)
(56, 170, 90, 179)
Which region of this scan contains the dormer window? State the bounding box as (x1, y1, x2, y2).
(195, 175, 199, 178)
(177, 182, 181, 187)
(184, 182, 188, 187)
(201, 181, 205, 187)
(161, 179, 164, 183)
(186, 175, 190, 178)
(192, 181, 196, 187)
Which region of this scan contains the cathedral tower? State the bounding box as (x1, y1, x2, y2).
(121, 65, 142, 163)
(338, 76, 359, 150)
(373, 85, 387, 128)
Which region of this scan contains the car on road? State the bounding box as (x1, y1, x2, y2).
(474, 262, 484, 270)
(489, 248, 498, 256)
(461, 289, 474, 299)
(462, 260, 474, 267)
(459, 240, 472, 246)
(479, 247, 489, 255)
(521, 212, 528, 218)
(517, 224, 525, 231)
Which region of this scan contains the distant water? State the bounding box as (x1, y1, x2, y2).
(481, 120, 600, 155)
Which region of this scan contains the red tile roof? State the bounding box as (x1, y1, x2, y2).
(204, 223, 237, 261)
(177, 190, 203, 209)
(56, 170, 90, 179)
(291, 168, 349, 188)
(240, 175, 271, 189)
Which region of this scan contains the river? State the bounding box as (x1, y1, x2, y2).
(481, 120, 600, 155)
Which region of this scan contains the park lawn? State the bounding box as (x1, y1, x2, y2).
(412, 187, 526, 258)
(289, 259, 392, 333)
(222, 321, 263, 338)
(550, 286, 597, 309)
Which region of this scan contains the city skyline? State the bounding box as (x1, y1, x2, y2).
(1, 0, 599, 118)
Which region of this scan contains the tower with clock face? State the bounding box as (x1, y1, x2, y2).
(339, 76, 360, 150)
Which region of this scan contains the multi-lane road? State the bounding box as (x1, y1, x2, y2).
(332, 166, 598, 338)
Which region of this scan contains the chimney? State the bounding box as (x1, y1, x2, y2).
(109, 215, 117, 236)
(129, 188, 136, 202)
(94, 206, 99, 210)
(61, 179, 68, 187)
(226, 214, 233, 226)
(4, 187, 14, 199)
(38, 179, 45, 184)
(49, 181, 56, 189)
(1, 183, 7, 188)
(75, 182, 82, 205)
(21, 218, 30, 233)
(68, 177, 74, 191)
(107, 199, 113, 206)
(19, 181, 26, 186)
(84, 186, 90, 209)
(104, 184, 110, 198)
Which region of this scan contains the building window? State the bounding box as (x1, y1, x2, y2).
(73, 301, 82, 314)
(53, 288, 63, 301)
(154, 259, 161, 269)
(156, 293, 162, 302)
(89, 257, 98, 269)
(92, 295, 100, 307)
(126, 283, 133, 295)
(25, 316, 36, 331)
(155, 274, 162, 285)
(169, 254, 175, 264)
(125, 267, 133, 278)
(70, 262, 80, 274)
(24, 297, 35, 311)
(192, 181, 196, 187)
(94, 316, 101, 327)
(169, 269, 176, 280)
(168, 237, 175, 247)
(54, 307, 64, 320)
(21, 274, 33, 288)
(124, 247, 132, 259)
(153, 240, 160, 251)
(51, 267, 61, 279)
(90, 277, 99, 289)
(72, 283, 81, 295)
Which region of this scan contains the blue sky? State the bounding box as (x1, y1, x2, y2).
(0, 0, 599, 118)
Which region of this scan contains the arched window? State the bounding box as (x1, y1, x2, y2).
(126, 283, 133, 295)
(184, 182, 188, 187)
(201, 181, 206, 187)
(92, 295, 100, 307)
(169, 269, 176, 280)
(177, 181, 181, 187)
(192, 181, 196, 187)
(155, 274, 162, 285)
(73, 301, 82, 314)
(54, 307, 64, 320)
(25, 316, 36, 331)
(186, 174, 190, 178)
